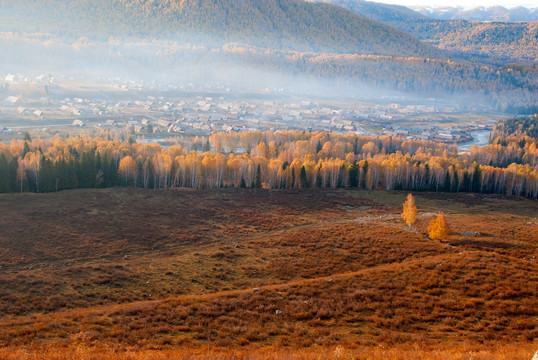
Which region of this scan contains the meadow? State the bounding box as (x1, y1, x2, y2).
(0, 188, 536, 359)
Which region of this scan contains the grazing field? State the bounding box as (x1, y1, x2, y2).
(0, 188, 536, 359)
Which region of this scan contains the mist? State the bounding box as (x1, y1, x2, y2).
(1, 32, 504, 111)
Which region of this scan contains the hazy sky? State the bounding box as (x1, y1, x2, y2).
(372, 0, 536, 8)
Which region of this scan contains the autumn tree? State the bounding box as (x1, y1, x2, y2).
(25, 151, 42, 192)
(153, 153, 172, 188)
(428, 212, 449, 240)
(0, 130, 536, 197)
(16, 157, 27, 192)
(401, 193, 417, 228)
(118, 155, 137, 186)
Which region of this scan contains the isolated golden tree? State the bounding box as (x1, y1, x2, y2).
(428, 212, 449, 240)
(401, 193, 417, 228)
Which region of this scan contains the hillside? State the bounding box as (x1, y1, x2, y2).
(0, 0, 438, 58)
(0, 188, 536, 358)
(317, 0, 538, 63)
(311, 0, 430, 23)
(400, 20, 538, 64)
(491, 114, 538, 140)
(1, 0, 536, 107)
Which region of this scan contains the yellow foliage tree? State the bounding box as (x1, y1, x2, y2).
(428, 212, 449, 240)
(401, 193, 417, 228)
(118, 156, 137, 186)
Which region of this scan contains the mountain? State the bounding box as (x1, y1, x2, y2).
(1, 0, 535, 109)
(0, 0, 439, 58)
(316, 0, 538, 63)
(404, 20, 538, 63)
(412, 5, 538, 22)
(310, 0, 430, 23)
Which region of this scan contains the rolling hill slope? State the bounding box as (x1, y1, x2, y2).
(0, 0, 439, 57)
(0, 188, 536, 357)
(316, 0, 538, 63)
(309, 0, 430, 23)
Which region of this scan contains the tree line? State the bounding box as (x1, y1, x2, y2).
(0, 129, 537, 198)
(221, 45, 537, 114)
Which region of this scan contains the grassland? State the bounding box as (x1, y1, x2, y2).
(0, 188, 536, 359)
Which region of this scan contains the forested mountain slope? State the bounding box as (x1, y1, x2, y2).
(316, 0, 538, 63)
(1, 0, 535, 109)
(398, 20, 538, 63)
(309, 0, 430, 23)
(0, 0, 439, 57)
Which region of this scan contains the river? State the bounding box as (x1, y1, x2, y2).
(458, 130, 492, 151)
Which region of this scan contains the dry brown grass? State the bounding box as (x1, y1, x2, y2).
(0, 188, 536, 355)
(0, 344, 534, 360)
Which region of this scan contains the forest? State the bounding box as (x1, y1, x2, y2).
(318, 0, 538, 64)
(1, 116, 537, 198)
(0, 0, 435, 57)
(219, 45, 537, 113)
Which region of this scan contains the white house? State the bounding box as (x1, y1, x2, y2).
(5, 96, 20, 104)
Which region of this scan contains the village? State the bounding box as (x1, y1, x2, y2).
(0, 73, 500, 146)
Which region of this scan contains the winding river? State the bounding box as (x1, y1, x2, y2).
(458, 130, 492, 151)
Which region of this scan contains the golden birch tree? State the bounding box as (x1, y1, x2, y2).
(118, 155, 137, 186)
(428, 212, 449, 240)
(401, 193, 417, 228)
